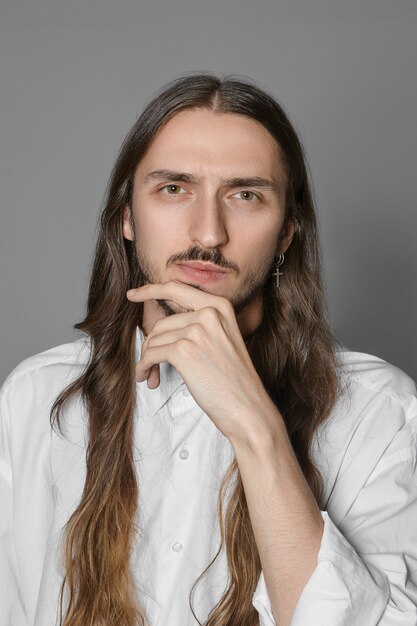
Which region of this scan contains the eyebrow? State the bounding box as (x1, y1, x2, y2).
(142, 169, 280, 194)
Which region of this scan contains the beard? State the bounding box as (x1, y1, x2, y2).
(129, 235, 276, 318)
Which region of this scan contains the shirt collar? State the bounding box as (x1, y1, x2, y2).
(135, 326, 186, 416)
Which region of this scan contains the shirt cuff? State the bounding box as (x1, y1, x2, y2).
(252, 511, 390, 626)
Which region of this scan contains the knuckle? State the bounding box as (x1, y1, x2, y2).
(176, 337, 193, 356)
(153, 318, 165, 332)
(188, 323, 203, 341)
(220, 297, 233, 315)
(202, 307, 219, 325)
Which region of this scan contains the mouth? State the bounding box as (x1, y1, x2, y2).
(176, 262, 229, 284)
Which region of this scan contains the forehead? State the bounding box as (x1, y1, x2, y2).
(135, 108, 286, 184)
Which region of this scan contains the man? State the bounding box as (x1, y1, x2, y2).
(1, 73, 416, 626)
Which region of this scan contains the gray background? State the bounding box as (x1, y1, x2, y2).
(1, 0, 416, 384)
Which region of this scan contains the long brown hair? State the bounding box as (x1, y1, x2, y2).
(51, 72, 339, 626)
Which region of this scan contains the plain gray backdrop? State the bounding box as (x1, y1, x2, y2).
(1, 0, 416, 384)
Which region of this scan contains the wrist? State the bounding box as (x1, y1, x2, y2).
(228, 400, 288, 454)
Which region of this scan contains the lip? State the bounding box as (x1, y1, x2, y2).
(177, 262, 229, 284)
(179, 261, 228, 273)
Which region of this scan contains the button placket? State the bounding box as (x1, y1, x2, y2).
(163, 388, 212, 566)
(167, 396, 198, 562)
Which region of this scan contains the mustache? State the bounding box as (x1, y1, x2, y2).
(167, 247, 239, 274)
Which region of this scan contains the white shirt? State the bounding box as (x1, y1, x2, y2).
(1, 329, 417, 625)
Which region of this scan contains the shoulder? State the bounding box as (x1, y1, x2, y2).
(338, 350, 416, 407)
(0, 338, 91, 484)
(335, 349, 417, 441)
(0, 337, 91, 412)
(332, 349, 417, 445)
(3, 336, 91, 383)
(313, 350, 417, 515)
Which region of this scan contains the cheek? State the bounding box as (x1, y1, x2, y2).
(135, 202, 188, 237)
(237, 220, 282, 262)
(134, 209, 186, 267)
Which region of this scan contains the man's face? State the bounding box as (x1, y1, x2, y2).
(123, 108, 293, 322)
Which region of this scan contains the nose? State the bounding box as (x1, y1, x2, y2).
(188, 194, 229, 249)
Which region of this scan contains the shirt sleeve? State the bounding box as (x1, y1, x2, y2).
(0, 384, 28, 625)
(251, 435, 417, 626)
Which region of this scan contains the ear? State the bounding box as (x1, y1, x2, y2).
(277, 217, 297, 255)
(122, 206, 134, 241)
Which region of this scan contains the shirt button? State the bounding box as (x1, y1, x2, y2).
(172, 542, 183, 552)
(179, 449, 189, 460)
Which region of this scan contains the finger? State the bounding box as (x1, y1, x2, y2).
(143, 327, 188, 350)
(142, 309, 215, 340)
(136, 343, 178, 382)
(127, 281, 232, 316)
(136, 362, 159, 386)
(137, 362, 161, 384)
(138, 328, 194, 383)
(146, 364, 160, 389)
(145, 309, 240, 352)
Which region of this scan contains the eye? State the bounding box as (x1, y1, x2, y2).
(234, 190, 260, 202)
(160, 184, 186, 195)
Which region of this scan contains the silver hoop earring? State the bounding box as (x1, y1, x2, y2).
(272, 253, 285, 288)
